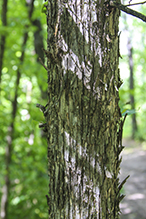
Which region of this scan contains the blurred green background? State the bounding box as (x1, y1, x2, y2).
(0, 0, 146, 218)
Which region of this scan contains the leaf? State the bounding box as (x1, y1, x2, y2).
(121, 108, 137, 116)
(29, 104, 45, 122)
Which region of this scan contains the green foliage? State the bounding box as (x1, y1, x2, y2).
(119, 8, 146, 140)
(41, 1, 48, 14)
(0, 0, 48, 218)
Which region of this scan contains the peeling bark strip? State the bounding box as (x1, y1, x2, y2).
(45, 0, 127, 218)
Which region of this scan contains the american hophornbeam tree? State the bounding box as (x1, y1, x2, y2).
(38, 0, 133, 218)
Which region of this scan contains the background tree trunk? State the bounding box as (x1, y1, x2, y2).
(44, 0, 126, 218)
(0, 0, 8, 91)
(127, 38, 138, 139)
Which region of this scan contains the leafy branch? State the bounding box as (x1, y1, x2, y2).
(110, 0, 146, 22)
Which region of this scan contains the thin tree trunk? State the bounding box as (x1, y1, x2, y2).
(44, 1, 127, 218)
(0, 0, 8, 92)
(32, 19, 47, 100)
(127, 38, 138, 139)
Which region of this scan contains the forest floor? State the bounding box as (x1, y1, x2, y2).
(119, 139, 146, 219)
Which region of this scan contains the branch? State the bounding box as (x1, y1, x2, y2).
(110, 1, 146, 22)
(125, 1, 146, 6)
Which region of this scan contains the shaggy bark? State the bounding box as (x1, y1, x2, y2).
(44, 0, 126, 218)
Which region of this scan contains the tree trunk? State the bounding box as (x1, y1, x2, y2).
(44, 0, 126, 218)
(127, 38, 138, 139)
(0, 0, 8, 91)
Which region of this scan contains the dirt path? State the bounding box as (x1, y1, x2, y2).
(119, 139, 146, 219)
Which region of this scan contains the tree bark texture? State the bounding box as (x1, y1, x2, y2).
(44, 0, 126, 218)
